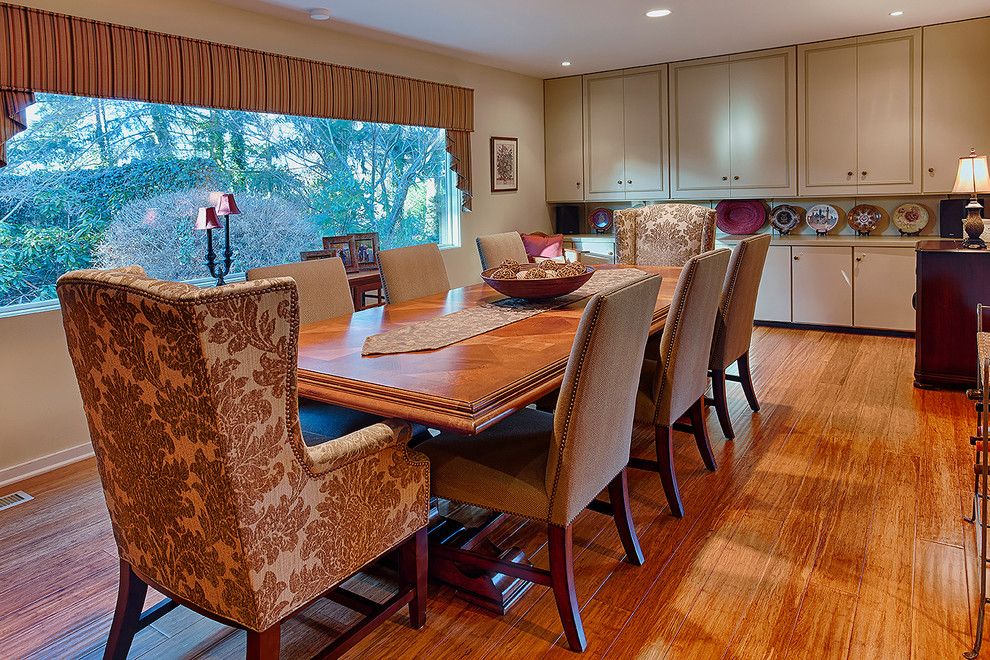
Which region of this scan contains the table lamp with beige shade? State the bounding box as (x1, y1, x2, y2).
(954, 148, 990, 249)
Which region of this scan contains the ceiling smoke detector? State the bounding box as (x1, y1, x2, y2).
(309, 8, 331, 21)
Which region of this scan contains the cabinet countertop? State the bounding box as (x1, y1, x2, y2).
(716, 234, 948, 248)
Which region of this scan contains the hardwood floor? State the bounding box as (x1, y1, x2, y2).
(0, 327, 981, 658)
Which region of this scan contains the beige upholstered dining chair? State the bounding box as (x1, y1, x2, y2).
(476, 231, 529, 270)
(709, 234, 772, 439)
(56, 266, 430, 660)
(418, 274, 663, 652)
(631, 249, 731, 518)
(379, 243, 451, 304)
(614, 203, 717, 267)
(247, 257, 354, 324)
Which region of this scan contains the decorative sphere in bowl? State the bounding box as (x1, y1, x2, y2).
(481, 262, 594, 300)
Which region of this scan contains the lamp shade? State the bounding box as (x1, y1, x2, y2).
(952, 149, 990, 195)
(194, 206, 221, 230)
(215, 193, 240, 216)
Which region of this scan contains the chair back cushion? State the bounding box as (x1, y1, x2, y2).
(476, 231, 529, 270)
(56, 268, 428, 632)
(710, 234, 772, 370)
(547, 273, 663, 525)
(520, 232, 564, 262)
(247, 257, 353, 324)
(614, 204, 716, 266)
(378, 243, 450, 304)
(650, 249, 731, 425)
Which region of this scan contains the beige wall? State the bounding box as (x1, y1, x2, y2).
(0, 0, 548, 480)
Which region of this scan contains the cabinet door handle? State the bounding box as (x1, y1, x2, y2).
(722, 176, 728, 181)
(855, 256, 863, 262)
(627, 180, 632, 184)
(617, 180, 623, 185)
(733, 176, 740, 181)
(927, 167, 935, 174)
(861, 171, 868, 177)
(576, 182, 581, 187)
(847, 171, 854, 177)
(793, 255, 800, 261)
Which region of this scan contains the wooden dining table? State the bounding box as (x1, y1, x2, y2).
(296, 264, 681, 612)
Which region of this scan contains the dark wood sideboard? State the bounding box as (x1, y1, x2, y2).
(915, 240, 990, 389)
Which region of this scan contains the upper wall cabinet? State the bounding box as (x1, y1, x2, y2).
(583, 65, 669, 201)
(670, 47, 796, 199)
(798, 29, 922, 196)
(545, 76, 585, 202)
(922, 18, 990, 194)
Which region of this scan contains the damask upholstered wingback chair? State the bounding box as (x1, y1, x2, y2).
(709, 234, 771, 439)
(418, 274, 662, 652)
(631, 249, 731, 518)
(614, 203, 717, 267)
(56, 266, 430, 660)
(476, 231, 529, 270)
(378, 243, 451, 304)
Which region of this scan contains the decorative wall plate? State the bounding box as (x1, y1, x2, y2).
(715, 199, 767, 235)
(769, 205, 802, 235)
(847, 204, 886, 235)
(892, 202, 931, 236)
(805, 204, 840, 235)
(589, 207, 613, 233)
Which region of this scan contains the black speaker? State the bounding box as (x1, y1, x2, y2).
(940, 198, 986, 238)
(554, 204, 580, 235)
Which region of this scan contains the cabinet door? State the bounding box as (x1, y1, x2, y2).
(923, 18, 990, 193)
(853, 247, 916, 331)
(544, 76, 585, 202)
(798, 39, 858, 196)
(584, 72, 626, 200)
(791, 246, 853, 326)
(856, 29, 922, 194)
(670, 57, 730, 199)
(729, 48, 797, 198)
(622, 66, 668, 199)
(755, 245, 792, 323)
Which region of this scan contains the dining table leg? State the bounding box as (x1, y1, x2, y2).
(425, 500, 533, 614)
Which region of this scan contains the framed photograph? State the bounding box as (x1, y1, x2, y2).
(322, 235, 359, 273)
(300, 248, 339, 262)
(490, 136, 518, 192)
(350, 232, 380, 271)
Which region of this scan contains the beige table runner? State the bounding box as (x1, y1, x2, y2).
(362, 268, 651, 356)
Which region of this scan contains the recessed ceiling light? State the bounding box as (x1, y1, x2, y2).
(889, 10, 904, 16)
(309, 8, 331, 20)
(646, 9, 672, 17)
(561, 61, 572, 67)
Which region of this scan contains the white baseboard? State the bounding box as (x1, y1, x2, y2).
(0, 443, 94, 488)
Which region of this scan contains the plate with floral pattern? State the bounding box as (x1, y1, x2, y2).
(891, 203, 931, 235)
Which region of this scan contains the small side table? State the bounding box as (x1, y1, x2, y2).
(347, 270, 384, 311)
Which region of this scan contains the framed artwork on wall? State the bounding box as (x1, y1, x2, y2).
(491, 136, 518, 192)
(322, 235, 359, 273)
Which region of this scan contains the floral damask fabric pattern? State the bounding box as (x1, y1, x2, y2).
(57, 266, 429, 632)
(614, 204, 716, 266)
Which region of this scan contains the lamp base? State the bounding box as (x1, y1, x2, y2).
(963, 201, 987, 250)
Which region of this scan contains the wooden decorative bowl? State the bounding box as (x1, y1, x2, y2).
(481, 264, 594, 300)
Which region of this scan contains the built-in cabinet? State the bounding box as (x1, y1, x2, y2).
(798, 29, 922, 196)
(583, 65, 668, 201)
(544, 76, 584, 202)
(853, 247, 916, 332)
(922, 17, 990, 194)
(754, 245, 792, 323)
(791, 246, 853, 326)
(670, 47, 796, 199)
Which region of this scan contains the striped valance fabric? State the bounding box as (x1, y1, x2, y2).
(0, 2, 474, 207)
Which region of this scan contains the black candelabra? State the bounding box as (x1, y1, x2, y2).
(195, 193, 240, 286)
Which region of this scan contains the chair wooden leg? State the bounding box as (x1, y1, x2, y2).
(689, 397, 717, 472)
(711, 368, 735, 439)
(398, 527, 428, 629)
(655, 425, 684, 518)
(104, 560, 148, 660)
(738, 352, 761, 412)
(548, 524, 587, 652)
(246, 625, 280, 660)
(607, 469, 645, 566)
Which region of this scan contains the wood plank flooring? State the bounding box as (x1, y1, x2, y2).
(0, 327, 982, 658)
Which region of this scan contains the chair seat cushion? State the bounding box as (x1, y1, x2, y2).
(416, 407, 553, 522)
(635, 359, 658, 424)
(299, 399, 429, 446)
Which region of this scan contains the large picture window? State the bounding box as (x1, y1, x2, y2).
(0, 93, 459, 312)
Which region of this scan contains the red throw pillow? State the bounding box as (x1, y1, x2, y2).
(521, 233, 564, 262)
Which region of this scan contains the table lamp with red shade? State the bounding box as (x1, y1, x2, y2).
(954, 149, 990, 249)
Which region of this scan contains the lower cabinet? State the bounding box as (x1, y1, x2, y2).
(853, 247, 916, 331)
(755, 245, 792, 322)
(792, 246, 853, 326)
(563, 235, 617, 264)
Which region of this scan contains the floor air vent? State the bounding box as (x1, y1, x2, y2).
(0, 490, 33, 512)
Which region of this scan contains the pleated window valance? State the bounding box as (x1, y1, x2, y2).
(0, 2, 474, 208)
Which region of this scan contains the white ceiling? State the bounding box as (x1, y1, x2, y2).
(216, 0, 990, 77)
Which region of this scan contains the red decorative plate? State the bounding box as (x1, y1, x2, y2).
(715, 200, 767, 235)
(589, 207, 613, 232)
